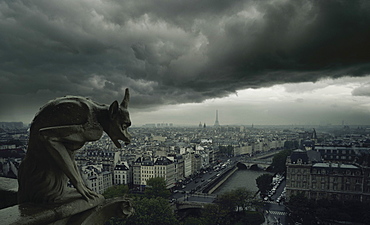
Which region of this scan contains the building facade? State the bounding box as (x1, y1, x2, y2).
(113, 162, 131, 185)
(286, 150, 370, 202)
(80, 164, 113, 194)
(132, 156, 175, 189)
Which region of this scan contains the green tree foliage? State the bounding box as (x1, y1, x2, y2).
(103, 184, 129, 199)
(111, 197, 178, 225)
(219, 145, 234, 156)
(181, 216, 206, 225)
(144, 177, 171, 199)
(234, 211, 264, 225)
(271, 149, 292, 173)
(201, 203, 229, 225)
(203, 188, 263, 225)
(287, 193, 370, 224)
(284, 140, 299, 150)
(256, 173, 273, 195)
(287, 192, 317, 224)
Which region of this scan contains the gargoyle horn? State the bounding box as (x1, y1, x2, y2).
(121, 88, 130, 109)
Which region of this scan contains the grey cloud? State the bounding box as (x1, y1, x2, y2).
(352, 83, 370, 97)
(1, 0, 370, 123)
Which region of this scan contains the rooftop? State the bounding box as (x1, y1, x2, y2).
(312, 162, 359, 169)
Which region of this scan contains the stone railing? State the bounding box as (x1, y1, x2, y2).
(0, 178, 133, 225)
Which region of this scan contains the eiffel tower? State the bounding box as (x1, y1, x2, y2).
(214, 110, 220, 127)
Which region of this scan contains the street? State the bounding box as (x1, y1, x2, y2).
(261, 179, 294, 225)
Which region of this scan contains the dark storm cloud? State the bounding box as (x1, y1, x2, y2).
(1, 0, 370, 122)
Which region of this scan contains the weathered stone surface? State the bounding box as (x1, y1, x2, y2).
(0, 177, 18, 192)
(17, 89, 131, 203)
(67, 197, 134, 225)
(0, 189, 105, 225)
(0, 177, 18, 209)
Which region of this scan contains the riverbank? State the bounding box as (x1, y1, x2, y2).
(207, 166, 238, 194)
(200, 165, 238, 194)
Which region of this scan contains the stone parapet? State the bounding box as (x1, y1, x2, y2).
(0, 189, 133, 225)
(0, 177, 18, 209)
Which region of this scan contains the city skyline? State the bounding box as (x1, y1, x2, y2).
(1, 1, 370, 126)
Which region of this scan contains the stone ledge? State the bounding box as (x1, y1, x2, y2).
(0, 190, 105, 225)
(0, 177, 18, 209)
(0, 177, 18, 193)
(0, 177, 133, 225)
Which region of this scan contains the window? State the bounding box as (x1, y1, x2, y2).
(333, 184, 337, 191)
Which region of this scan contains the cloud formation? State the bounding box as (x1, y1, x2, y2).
(1, 0, 370, 122)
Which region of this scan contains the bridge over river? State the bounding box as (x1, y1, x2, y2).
(235, 149, 284, 170)
(237, 159, 273, 170)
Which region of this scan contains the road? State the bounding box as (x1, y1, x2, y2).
(261, 179, 294, 225)
(171, 157, 237, 202)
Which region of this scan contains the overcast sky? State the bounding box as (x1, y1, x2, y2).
(1, 0, 370, 126)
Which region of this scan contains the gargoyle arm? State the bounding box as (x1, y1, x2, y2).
(39, 125, 100, 200)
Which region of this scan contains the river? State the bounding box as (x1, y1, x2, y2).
(213, 168, 272, 194)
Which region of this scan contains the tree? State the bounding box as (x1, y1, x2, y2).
(202, 203, 229, 225)
(256, 174, 273, 195)
(219, 145, 234, 156)
(235, 211, 264, 225)
(287, 192, 317, 224)
(144, 177, 171, 199)
(103, 184, 129, 199)
(284, 140, 299, 150)
(211, 188, 262, 224)
(271, 149, 292, 173)
(122, 197, 178, 225)
(216, 187, 260, 212)
(180, 216, 206, 225)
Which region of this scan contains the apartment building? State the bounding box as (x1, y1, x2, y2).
(286, 149, 370, 202)
(80, 164, 113, 194)
(76, 149, 120, 172)
(113, 161, 131, 185)
(132, 156, 175, 189)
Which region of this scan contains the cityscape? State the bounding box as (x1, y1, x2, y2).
(1, 115, 370, 224)
(1, 1, 370, 224)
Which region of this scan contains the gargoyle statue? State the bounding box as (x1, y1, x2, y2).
(18, 88, 132, 203)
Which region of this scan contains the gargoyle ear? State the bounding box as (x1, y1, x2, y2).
(109, 101, 119, 119)
(121, 88, 129, 109)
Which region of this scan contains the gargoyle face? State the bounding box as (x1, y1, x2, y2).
(108, 88, 132, 148)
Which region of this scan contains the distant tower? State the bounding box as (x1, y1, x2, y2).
(214, 110, 220, 127)
(312, 128, 317, 140)
(199, 122, 202, 128)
